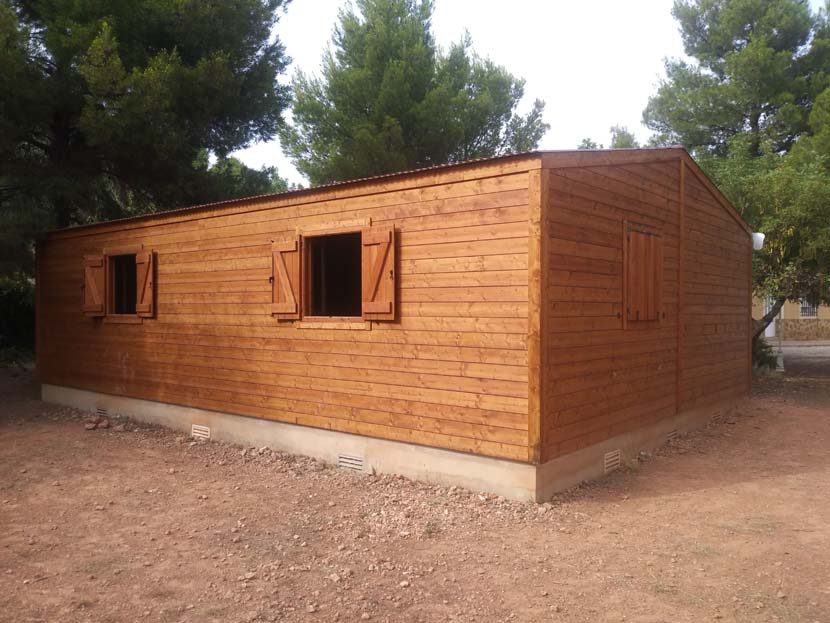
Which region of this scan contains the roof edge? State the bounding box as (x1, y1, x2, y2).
(45, 150, 544, 238)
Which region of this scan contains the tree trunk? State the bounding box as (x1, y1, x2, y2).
(752, 296, 786, 343)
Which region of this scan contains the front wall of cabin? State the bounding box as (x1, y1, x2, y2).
(541, 155, 751, 462)
(37, 160, 536, 462)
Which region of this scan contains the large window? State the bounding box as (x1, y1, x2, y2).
(306, 233, 362, 317)
(110, 254, 137, 315)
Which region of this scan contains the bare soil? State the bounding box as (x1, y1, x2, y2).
(1, 355, 828, 623)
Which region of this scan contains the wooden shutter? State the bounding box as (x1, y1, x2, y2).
(272, 237, 302, 319)
(361, 225, 396, 321)
(82, 255, 106, 317)
(626, 230, 662, 322)
(135, 251, 155, 318)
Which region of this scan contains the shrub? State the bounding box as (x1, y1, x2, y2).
(752, 336, 777, 370)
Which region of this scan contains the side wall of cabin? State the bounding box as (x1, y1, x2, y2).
(678, 164, 752, 410)
(540, 154, 750, 463)
(37, 160, 537, 462)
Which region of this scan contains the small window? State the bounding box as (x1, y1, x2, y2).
(305, 233, 362, 317)
(110, 254, 137, 315)
(800, 299, 818, 318)
(625, 227, 663, 323)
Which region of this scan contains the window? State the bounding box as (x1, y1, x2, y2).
(625, 226, 663, 324)
(270, 226, 396, 322)
(306, 232, 362, 317)
(82, 248, 155, 320)
(800, 299, 818, 318)
(110, 254, 137, 315)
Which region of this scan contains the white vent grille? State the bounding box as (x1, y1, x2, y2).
(667, 429, 680, 443)
(191, 424, 211, 440)
(603, 449, 621, 474)
(337, 454, 364, 472)
(96, 407, 108, 417)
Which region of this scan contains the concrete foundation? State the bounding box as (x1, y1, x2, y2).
(42, 384, 740, 502)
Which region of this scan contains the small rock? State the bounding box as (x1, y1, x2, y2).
(96, 417, 110, 429)
(399, 580, 410, 588)
(306, 604, 317, 613)
(328, 573, 341, 583)
(360, 614, 371, 620)
(84, 423, 97, 430)
(94, 505, 105, 511)
(114, 424, 126, 432)
(777, 591, 786, 600)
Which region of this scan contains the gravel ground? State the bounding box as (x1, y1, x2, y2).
(1, 361, 828, 623)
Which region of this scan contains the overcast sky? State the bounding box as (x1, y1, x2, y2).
(234, 0, 824, 185)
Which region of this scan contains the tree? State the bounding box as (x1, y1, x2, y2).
(0, 0, 291, 274)
(280, 0, 549, 185)
(644, 0, 830, 341)
(577, 138, 601, 149)
(644, 0, 823, 156)
(609, 125, 640, 148)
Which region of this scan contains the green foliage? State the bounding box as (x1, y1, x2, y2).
(645, 0, 830, 336)
(0, 0, 291, 275)
(577, 138, 600, 150)
(752, 336, 777, 370)
(609, 125, 640, 148)
(644, 0, 826, 155)
(280, 0, 549, 185)
(0, 273, 35, 364)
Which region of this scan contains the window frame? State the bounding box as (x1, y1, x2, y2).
(800, 299, 818, 318)
(103, 245, 144, 324)
(301, 228, 364, 323)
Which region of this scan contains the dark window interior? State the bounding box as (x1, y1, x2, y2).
(111, 254, 137, 314)
(307, 233, 361, 317)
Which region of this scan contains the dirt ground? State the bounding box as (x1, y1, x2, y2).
(1, 349, 829, 623)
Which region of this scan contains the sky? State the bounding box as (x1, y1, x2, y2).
(234, 0, 825, 185)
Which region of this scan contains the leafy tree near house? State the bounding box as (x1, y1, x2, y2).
(577, 138, 601, 149)
(280, 0, 549, 185)
(609, 125, 640, 148)
(644, 0, 830, 341)
(0, 0, 292, 275)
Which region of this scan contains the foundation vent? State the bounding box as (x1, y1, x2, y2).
(337, 454, 365, 472)
(191, 424, 211, 441)
(603, 449, 621, 474)
(96, 407, 109, 418)
(667, 429, 680, 443)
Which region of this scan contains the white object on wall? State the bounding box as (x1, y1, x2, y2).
(752, 232, 766, 250)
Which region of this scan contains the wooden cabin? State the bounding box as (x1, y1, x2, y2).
(36, 148, 752, 501)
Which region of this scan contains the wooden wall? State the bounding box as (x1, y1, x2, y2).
(678, 165, 752, 411)
(37, 157, 538, 462)
(540, 153, 751, 462)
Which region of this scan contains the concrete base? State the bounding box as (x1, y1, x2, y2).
(535, 400, 739, 500)
(42, 384, 741, 502)
(41, 384, 538, 501)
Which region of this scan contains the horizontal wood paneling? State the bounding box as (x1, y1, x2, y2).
(38, 162, 536, 461)
(540, 158, 749, 462)
(678, 172, 751, 412)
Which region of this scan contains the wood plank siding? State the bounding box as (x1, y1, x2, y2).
(37, 148, 751, 469)
(540, 151, 751, 462)
(37, 156, 539, 462)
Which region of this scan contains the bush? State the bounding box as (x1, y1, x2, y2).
(752, 336, 778, 370)
(0, 274, 35, 365)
